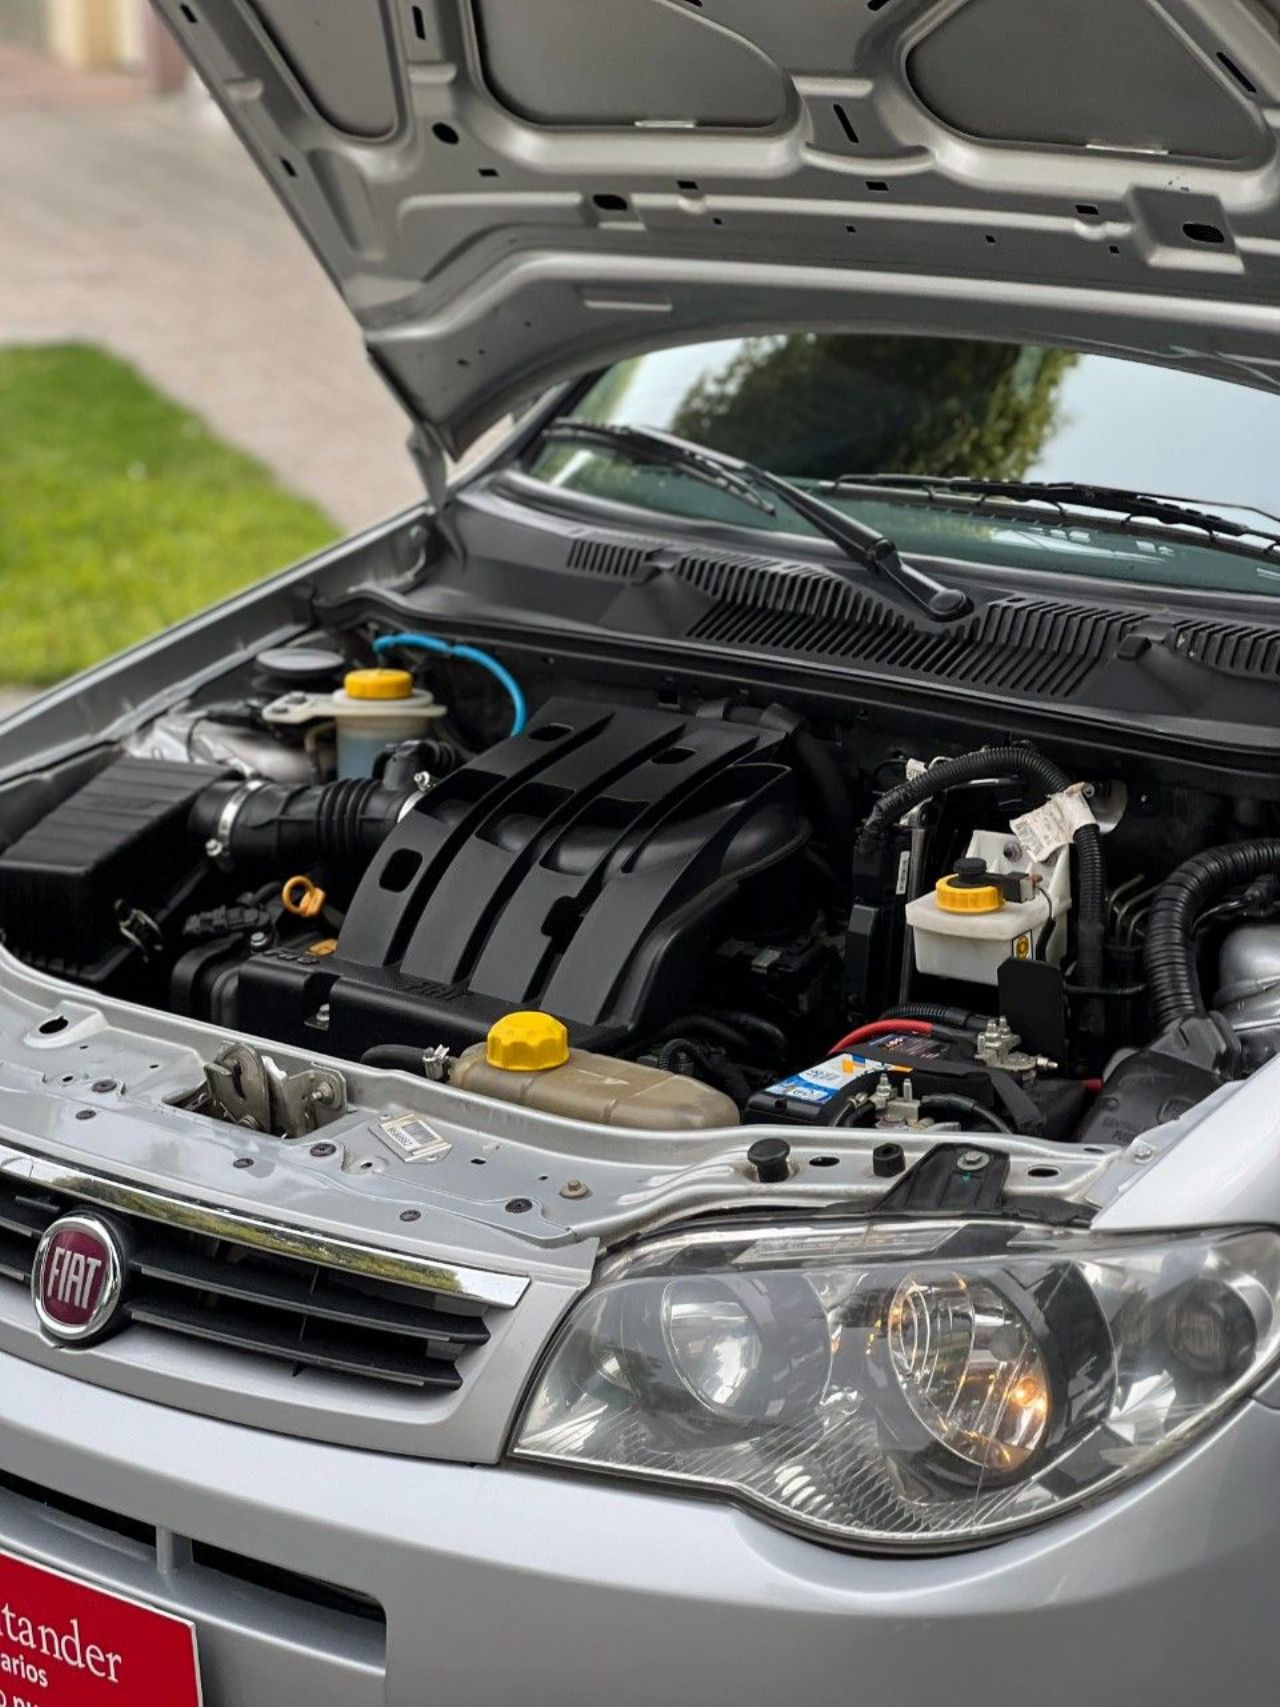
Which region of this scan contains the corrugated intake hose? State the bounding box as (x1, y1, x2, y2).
(1147, 839, 1280, 1029)
(191, 777, 416, 869)
(857, 746, 1108, 1030)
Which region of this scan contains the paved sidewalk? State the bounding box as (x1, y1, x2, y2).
(0, 45, 421, 531)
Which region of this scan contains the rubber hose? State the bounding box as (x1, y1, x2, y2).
(361, 1044, 429, 1075)
(1146, 839, 1280, 1029)
(859, 747, 1107, 1026)
(657, 1038, 751, 1107)
(917, 1095, 1014, 1134)
(192, 778, 415, 868)
(878, 1002, 992, 1032)
(701, 1008, 791, 1058)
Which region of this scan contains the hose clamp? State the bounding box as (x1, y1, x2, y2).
(204, 780, 267, 869)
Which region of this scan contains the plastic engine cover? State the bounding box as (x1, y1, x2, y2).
(233, 698, 808, 1058)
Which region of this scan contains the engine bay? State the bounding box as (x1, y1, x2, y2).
(1, 612, 1275, 1161)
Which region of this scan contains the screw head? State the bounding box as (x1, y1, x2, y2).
(958, 1149, 990, 1171)
(309, 1141, 337, 1158)
(560, 1179, 590, 1200)
(505, 1197, 534, 1215)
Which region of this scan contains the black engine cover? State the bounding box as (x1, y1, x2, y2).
(234, 698, 807, 1058)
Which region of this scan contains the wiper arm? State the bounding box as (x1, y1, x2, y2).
(541, 423, 972, 621)
(743, 465, 972, 619)
(827, 474, 1280, 551)
(541, 421, 776, 515)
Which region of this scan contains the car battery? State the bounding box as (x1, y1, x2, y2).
(745, 1030, 998, 1126)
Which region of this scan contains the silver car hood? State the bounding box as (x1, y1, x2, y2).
(175, 0, 1280, 466)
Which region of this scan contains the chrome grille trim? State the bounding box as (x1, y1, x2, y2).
(0, 1140, 527, 1308)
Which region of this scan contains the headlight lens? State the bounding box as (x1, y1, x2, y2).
(887, 1275, 1051, 1473)
(512, 1220, 1280, 1548)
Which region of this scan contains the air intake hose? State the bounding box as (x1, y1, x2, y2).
(856, 746, 1107, 1026)
(1146, 839, 1280, 1030)
(191, 778, 416, 869)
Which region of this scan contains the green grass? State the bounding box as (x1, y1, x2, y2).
(0, 344, 339, 684)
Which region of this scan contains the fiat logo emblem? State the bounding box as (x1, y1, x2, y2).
(32, 1215, 126, 1344)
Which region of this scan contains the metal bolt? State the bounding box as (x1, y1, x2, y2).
(958, 1150, 991, 1171)
(413, 770, 433, 793)
(233, 1156, 254, 1170)
(311, 1081, 336, 1106)
(505, 1197, 534, 1215)
(560, 1179, 591, 1200)
(399, 1209, 422, 1223)
(1003, 839, 1022, 861)
(204, 838, 225, 861)
(309, 1141, 337, 1158)
(90, 1079, 117, 1094)
(248, 930, 271, 952)
(1131, 1141, 1155, 1163)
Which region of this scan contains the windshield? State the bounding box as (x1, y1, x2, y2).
(522, 335, 1280, 596)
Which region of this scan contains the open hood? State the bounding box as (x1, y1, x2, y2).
(171, 0, 1280, 468)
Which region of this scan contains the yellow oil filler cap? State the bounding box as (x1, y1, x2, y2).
(486, 1011, 570, 1072)
(343, 668, 414, 701)
(935, 857, 1005, 914)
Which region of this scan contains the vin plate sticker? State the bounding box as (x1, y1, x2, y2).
(374, 1113, 453, 1163)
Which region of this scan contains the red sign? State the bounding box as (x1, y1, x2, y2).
(0, 1548, 201, 1706)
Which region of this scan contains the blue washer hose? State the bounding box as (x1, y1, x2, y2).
(373, 632, 527, 737)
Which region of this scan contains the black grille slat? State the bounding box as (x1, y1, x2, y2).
(0, 1173, 498, 1393)
(131, 1244, 488, 1348)
(0, 1232, 33, 1285)
(130, 1296, 464, 1389)
(0, 1194, 58, 1240)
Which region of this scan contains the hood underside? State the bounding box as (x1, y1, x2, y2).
(171, 0, 1280, 461)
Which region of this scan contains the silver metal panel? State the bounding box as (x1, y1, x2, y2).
(2, 1348, 1280, 1706)
(153, 0, 1280, 459)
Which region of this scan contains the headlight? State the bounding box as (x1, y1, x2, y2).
(511, 1219, 1280, 1549)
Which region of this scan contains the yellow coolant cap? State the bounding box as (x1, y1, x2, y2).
(343, 668, 414, 701)
(935, 874, 1004, 913)
(487, 1011, 570, 1072)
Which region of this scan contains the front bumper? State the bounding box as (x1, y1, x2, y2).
(2, 1351, 1279, 1707)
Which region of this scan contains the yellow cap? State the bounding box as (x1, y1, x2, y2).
(486, 1011, 570, 1072)
(935, 874, 1004, 913)
(343, 668, 414, 701)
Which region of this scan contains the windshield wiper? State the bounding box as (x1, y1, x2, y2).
(542, 421, 776, 515)
(540, 423, 972, 621)
(825, 474, 1280, 554)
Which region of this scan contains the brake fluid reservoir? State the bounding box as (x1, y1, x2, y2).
(905, 830, 1071, 986)
(262, 669, 445, 778)
(451, 1012, 739, 1130)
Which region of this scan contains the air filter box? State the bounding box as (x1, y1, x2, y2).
(0, 756, 224, 986)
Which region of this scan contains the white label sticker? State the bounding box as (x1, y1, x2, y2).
(1010, 784, 1096, 863)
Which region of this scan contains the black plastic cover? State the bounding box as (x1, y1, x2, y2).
(234, 698, 808, 1056)
(0, 757, 224, 985)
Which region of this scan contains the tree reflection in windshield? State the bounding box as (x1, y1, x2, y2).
(671, 334, 1077, 481)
